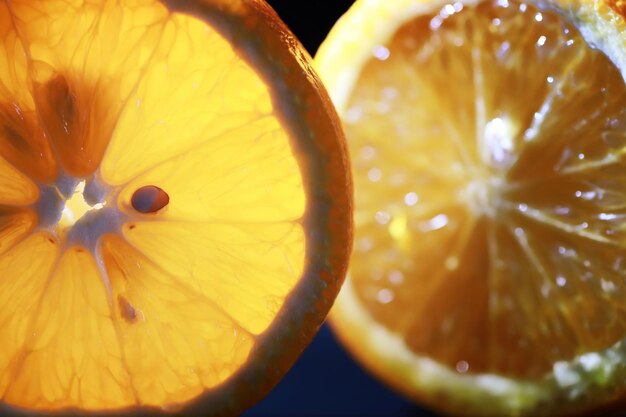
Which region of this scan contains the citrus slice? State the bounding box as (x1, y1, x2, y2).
(0, 0, 352, 415)
(316, 0, 626, 415)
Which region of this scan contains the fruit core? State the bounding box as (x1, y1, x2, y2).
(58, 180, 106, 228)
(33, 174, 120, 250)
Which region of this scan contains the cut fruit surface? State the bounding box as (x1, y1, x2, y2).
(316, 0, 626, 415)
(0, 0, 352, 415)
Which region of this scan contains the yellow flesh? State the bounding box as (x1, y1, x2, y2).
(346, 0, 626, 379)
(0, 0, 306, 410)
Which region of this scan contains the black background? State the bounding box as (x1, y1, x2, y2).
(264, 1, 356, 55)
(242, 2, 438, 417)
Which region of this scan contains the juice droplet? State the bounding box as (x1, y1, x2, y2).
(131, 185, 169, 213)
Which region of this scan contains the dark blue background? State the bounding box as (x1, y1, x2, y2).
(243, 2, 439, 416)
(242, 325, 437, 417)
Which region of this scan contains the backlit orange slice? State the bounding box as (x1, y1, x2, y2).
(0, 0, 352, 415)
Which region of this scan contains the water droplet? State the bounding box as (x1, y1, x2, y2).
(376, 102, 390, 114)
(601, 279, 616, 293)
(483, 117, 515, 166)
(602, 130, 626, 149)
(575, 190, 596, 200)
(368, 167, 382, 182)
(384, 248, 400, 262)
(345, 107, 362, 124)
(382, 87, 398, 100)
(599, 212, 618, 221)
(419, 214, 449, 232)
(389, 172, 407, 187)
(554, 206, 570, 215)
(357, 237, 374, 252)
(360, 146, 376, 160)
(537, 35, 547, 46)
(556, 276, 567, 287)
(456, 360, 469, 373)
(388, 270, 404, 284)
(557, 246, 577, 258)
(441, 317, 454, 333)
(579, 352, 602, 371)
(614, 257, 624, 271)
(553, 361, 581, 386)
(534, 12, 543, 21)
(497, 41, 511, 60)
(377, 288, 394, 304)
(372, 45, 390, 60)
(404, 192, 419, 206)
(443, 3, 455, 15)
(430, 16, 443, 30)
(375, 211, 391, 225)
(445, 256, 459, 270)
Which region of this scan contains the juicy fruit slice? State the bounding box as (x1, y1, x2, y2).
(0, 0, 352, 415)
(347, 0, 626, 379)
(316, 0, 626, 415)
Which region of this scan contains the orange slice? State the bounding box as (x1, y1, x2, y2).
(0, 0, 352, 415)
(316, 0, 626, 415)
